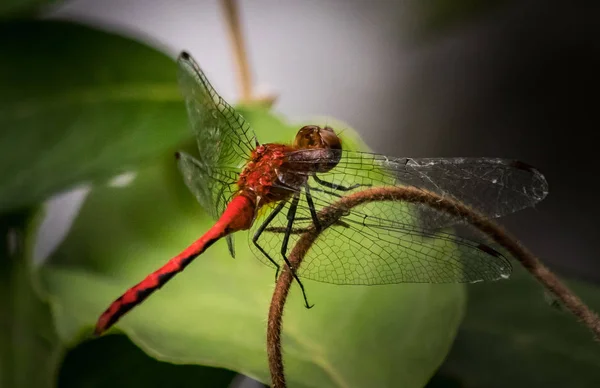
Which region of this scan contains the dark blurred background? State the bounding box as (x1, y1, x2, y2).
(44, 0, 599, 281)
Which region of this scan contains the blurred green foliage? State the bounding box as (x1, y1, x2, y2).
(429, 266, 600, 387)
(0, 211, 63, 388)
(0, 20, 189, 212)
(0, 0, 58, 18)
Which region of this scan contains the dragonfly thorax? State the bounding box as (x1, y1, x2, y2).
(237, 143, 301, 207)
(237, 126, 343, 207)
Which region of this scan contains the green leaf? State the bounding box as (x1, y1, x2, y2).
(0, 210, 64, 388)
(0, 0, 58, 17)
(0, 20, 189, 213)
(58, 334, 238, 387)
(431, 266, 600, 387)
(41, 107, 465, 387)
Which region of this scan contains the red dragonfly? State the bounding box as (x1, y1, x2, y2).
(94, 51, 548, 335)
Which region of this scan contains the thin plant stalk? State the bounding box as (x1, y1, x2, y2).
(221, 0, 253, 102)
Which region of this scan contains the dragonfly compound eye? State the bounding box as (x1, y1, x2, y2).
(293, 125, 321, 148)
(320, 126, 342, 151)
(293, 125, 342, 151)
(292, 125, 342, 173)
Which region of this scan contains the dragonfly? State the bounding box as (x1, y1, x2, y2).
(94, 51, 548, 335)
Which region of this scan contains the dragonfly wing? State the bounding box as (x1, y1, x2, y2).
(177, 52, 257, 168)
(285, 149, 548, 229)
(384, 155, 547, 226)
(249, 186, 512, 284)
(247, 149, 546, 284)
(177, 52, 256, 257)
(176, 151, 239, 257)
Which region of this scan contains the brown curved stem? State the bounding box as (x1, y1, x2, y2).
(266, 186, 600, 387)
(267, 262, 293, 388)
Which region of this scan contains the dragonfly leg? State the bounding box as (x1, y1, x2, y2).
(313, 174, 369, 191)
(304, 185, 322, 231)
(281, 192, 314, 309)
(252, 200, 287, 282)
(308, 185, 343, 198)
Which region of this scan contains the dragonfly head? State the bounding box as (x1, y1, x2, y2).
(293, 125, 341, 152)
(293, 125, 342, 172)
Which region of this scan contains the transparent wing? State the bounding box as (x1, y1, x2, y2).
(178, 51, 256, 169)
(285, 149, 548, 229)
(248, 150, 547, 284)
(177, 51, 258, 256)
(176, 152, 239, 256)
(249, 185, 512, 284)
